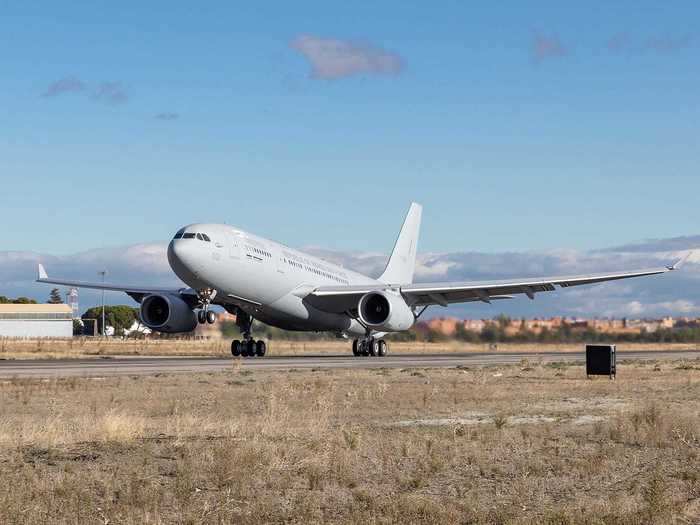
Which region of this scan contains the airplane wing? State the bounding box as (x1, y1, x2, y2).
(35, 264, 195, 303)
(306, 261, 682, 314)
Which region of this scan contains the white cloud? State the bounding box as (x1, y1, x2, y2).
(1, 237, 697, 318)
(290, 34, 403, 80)
(415, 256, 458, 279)
(616, 300, 700, 317)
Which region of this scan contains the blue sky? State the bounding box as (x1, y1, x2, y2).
(1, 1, 698, 258)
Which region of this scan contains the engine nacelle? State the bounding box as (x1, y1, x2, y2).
(358, 291, 415, 332)
(140, 293, 198, 333)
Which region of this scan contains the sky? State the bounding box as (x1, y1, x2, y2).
(1, 2, 699, 315)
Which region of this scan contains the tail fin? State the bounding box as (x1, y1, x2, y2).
(379, 202, 422, 285)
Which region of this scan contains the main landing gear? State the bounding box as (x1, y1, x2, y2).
(229, 308, 267, 358)
(352, 337, 388, 357)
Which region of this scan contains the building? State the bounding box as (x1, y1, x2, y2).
(0, 304, 73, 338)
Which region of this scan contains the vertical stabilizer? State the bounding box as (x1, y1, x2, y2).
(379, 203, 422, 285)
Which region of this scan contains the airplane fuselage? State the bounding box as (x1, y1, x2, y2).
(36, 202, 680, 358)
(167, 223, 375, 336)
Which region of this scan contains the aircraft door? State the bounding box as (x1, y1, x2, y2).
(275, 247, 285, 274)
(229, 234, 242, 260)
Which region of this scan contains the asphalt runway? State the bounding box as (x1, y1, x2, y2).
(0, 350, 698, 378)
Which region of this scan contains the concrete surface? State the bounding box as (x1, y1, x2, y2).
(0, 350, 698, 378)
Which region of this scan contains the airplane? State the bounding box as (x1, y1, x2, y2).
(37, 203, 685, 358)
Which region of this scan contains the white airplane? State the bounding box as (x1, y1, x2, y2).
(37, 203, 683, 358)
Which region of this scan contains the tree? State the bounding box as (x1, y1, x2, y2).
(73, 319, 84, 336)
(48, 288, 63, 304)
(12, 297, 37, 304)
(82, 305, 138, 336)
(0, 296, 38, 304)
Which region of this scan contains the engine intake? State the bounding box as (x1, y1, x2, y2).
(140, 294, 198, 333)
(358, 291, 415, 332)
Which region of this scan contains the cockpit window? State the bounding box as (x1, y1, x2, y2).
(177, 231, 211, 242)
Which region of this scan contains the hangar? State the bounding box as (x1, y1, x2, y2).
(0, 304, 73, 338)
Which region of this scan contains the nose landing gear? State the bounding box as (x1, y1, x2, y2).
(352, 337, 388, 357)
(197, 289, 218, 325)
(198, 309, 218, 324)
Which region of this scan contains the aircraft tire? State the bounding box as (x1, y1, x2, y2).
(247, 340, 256, 357)
(197, 310, 207, 324)
(378, 340, 388, 357)
(352, 339, 360, 356)
(256, 340, 266, 357)
(231, 340, 241, 357)
(371, 339, 380, 357)
(206, 311, 217, 324)
(361, 340, 370, 357)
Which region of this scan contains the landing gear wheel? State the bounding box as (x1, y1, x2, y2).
(246, 340, 256, 357)
(371, 339, 380, 357)
(352, 339, 360, 356)
(378, 340, 388, 357)
(198, 310, 207, 324)
(360, 340, 369, 357)
(231, 340, 241, 357)
(206, 311, 217, 324)
(255, 340, 266, 357)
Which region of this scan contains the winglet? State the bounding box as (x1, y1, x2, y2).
(37, 263, 48, 281)
(668, 251, 694, 271)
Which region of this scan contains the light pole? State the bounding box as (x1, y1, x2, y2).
(98, 270, 107, 336)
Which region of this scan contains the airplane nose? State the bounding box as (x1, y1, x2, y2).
(167, 240, 202, 279)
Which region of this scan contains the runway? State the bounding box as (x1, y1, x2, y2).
(0, 350, 698, 378)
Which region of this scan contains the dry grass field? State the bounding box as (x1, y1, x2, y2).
(0, 337, 698, 359)
(0, 358, 698, 523)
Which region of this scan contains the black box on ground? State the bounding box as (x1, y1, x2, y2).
(585, 344, 616, 379)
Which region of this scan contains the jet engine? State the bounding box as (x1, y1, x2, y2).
(140, 294, 198, 333)
(358, 290, 415, 332)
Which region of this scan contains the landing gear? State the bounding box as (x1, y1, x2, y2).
(197, 288, 218, 325)
(197, 310, 217, 324)
(228, 307, 268, 358)
(230, 338, 266, 358)
(352, 337, 388, 357)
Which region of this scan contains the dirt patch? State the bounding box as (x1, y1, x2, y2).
(391, 413, 608, 428)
